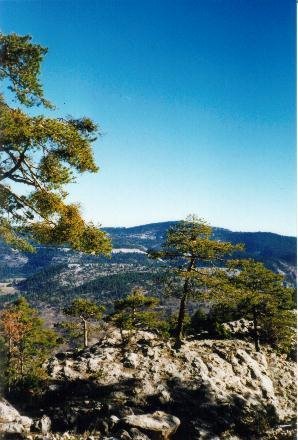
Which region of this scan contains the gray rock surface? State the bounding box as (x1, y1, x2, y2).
(36, 414, 52, 434)
(42, 328, 296, 438)
(3, 328, 296, 439)
(46, 329, 296, 421)
(222, 318, 254, 335)
(0, 398, 32, 435)
(123, 411, 180, 439)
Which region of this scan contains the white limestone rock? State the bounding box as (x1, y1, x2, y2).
(0, 398, 32, 435)
(123, 411, 180, 440)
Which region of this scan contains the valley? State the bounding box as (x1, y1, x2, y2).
(0, 222, 296, 314)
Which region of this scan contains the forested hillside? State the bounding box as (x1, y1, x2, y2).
(0, 222, 296, 310)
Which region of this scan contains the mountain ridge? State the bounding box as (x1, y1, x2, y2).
(0, 221, 296, 308)
(105, 221, 296, 237)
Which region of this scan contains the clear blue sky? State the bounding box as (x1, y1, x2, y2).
(0, 0, 296, 235)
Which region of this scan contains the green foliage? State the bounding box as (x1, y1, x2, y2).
(210, 259, 296, 353)
(0, 296, 58, 393)
(166, 312, 191, 337)
(152, 215, 243, 263)
(149, 215, 243, 344)
(0, 33, 51, 107)
(260, 309, 296, 358)
(64, 298, 105, 347)
(189, 308, 209, 334)
(0, 32, 111, 255)
(190, 306, 234, 339)
(64, 297, 105, 320)
(110, 287, 166, 342)
(55, 320, 82, 344)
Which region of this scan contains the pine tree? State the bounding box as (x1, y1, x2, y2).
(0, 297, 58, 392)
(64, 298, 105, 348)
(0, 32, 111, 254)
(210, 259, 295, 353)
(110, 287, 165, 343)
(149, 215, 243, 346)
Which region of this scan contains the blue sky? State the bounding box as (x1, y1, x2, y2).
(0, 0, 296, 235)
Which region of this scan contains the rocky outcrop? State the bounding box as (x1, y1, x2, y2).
(2, 329, 295, 439)
(0, 398, 32, 436)
(40, 328, 296, 439)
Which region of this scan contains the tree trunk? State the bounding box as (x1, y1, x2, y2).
(19, 340, 24, 377)
(20, 355, 24, 376)
(174, 287, 188, 348)
(8, 336, 12, 358)
(252, 309, 260, 352)
(7, 336, 12, 393)
(174, 257, 195, 348)
(83, 319, 88, 348)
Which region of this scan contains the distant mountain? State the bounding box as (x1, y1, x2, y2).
(0, 222, 296, 308)
(105, 222, 297, 266)
(104, 222, 296, 279)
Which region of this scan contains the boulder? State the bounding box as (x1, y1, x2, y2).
(123, 411, 180, 439)
(0, 398, 32, 435)
(35, 414, 51, 434)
